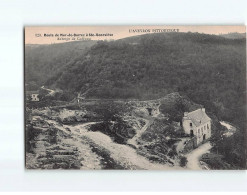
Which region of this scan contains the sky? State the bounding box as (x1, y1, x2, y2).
(25, 25, 246, 44)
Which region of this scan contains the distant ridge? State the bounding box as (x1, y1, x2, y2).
(219, 32, 246, 39)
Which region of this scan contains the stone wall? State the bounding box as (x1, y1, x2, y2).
(183, 136, 197, 154)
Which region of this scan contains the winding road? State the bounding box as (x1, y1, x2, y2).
(185, 142, 212, 170)
(47, 119, 182, 170)
(41, 86, 56, 96)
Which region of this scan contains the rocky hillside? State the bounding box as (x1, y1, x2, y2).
(26, 92, 207, 169)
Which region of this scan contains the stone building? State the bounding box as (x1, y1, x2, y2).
(26, 91, 40, 101)
(182, 108, 211, 146)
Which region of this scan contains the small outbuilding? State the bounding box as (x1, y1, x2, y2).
(26, 91, 40, 101)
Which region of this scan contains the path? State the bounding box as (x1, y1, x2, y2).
(127, 103, 161, 148)
(220, 121, 236, 137)
(185, 142, 212, 170)
(47, 119, 181, 170)
(41, 86, 56, 95)
(127, 118, 150, 147)
(46, 120, 102, 169)
(72, 122, 181, 170)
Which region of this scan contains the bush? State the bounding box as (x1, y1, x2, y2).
(168, 149, 178, 159)
(89, 119, 135, 144)
(180, 156, 188, 167)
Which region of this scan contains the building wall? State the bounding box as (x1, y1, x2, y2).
(182, 118, 211, 146)
(183, 136, 197, 153)
(182, 118, 199, 137)
(31, 94, 39, 101)
(194, 121, 211, 145)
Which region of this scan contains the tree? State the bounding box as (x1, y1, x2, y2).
(180, 156, 188, 167)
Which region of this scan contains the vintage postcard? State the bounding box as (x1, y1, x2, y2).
(25, 26, 246, 170)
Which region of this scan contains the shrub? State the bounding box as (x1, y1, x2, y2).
(180, 156, 188, 167)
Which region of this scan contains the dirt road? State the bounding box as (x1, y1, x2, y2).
(185, 142, 212, 170)
(71, 122, 182, 170)
(47, 119, 182, 170)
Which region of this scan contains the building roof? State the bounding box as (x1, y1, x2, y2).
(185, 109, 211, 127)
(26, 91, 39, 95)
(26, 91, 39, 94)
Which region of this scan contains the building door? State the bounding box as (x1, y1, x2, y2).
(190, 130, 194, 137)
(203, 134, 206, 140)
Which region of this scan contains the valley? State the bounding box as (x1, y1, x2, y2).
(25, 32, 246, 170)
(26, 92, 221, 170)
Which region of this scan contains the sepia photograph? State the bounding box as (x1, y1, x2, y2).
(24, 25, 246, 170)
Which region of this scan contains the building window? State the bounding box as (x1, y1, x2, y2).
(190, 122, 192, 127)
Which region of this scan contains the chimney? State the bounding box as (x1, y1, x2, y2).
(202, 108, 205, 112)
(184, 112, 188, 117)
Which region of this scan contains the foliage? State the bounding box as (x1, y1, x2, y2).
(25, 32, 246, 168)
(25, 40, 96, 86)
(138, 118, 180, 162)
(200, 153, 232, 170)
(88, 101, 135, 143)
(90, 120, 134, 144)
(25, 125, 38, 153)
(44, 33, 245, 129)
(159, 92, 201, 122)
(180, 156, 188, 167)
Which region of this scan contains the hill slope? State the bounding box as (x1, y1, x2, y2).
(25, 32, 247, 169)
(46, 32, 245, 119)
(219, 32, 246, 39)
(25, 40, 96, 90)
